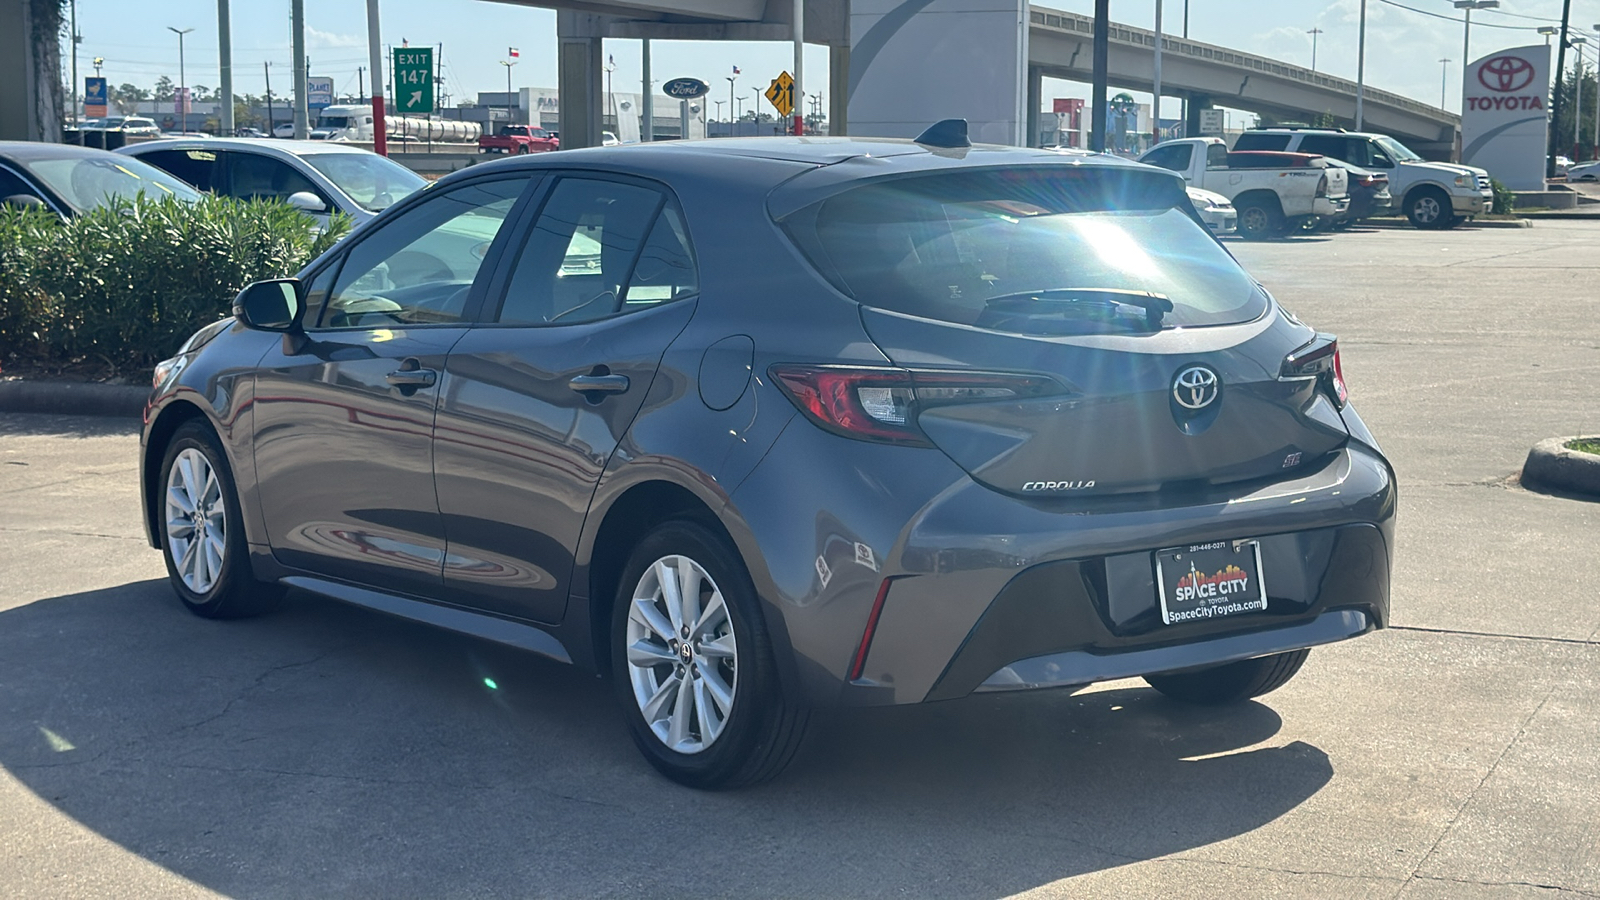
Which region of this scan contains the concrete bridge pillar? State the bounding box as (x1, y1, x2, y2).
(0, 0, 63, 142)
(1185, 92, 1213, 138)
(556, 10, 605, 150)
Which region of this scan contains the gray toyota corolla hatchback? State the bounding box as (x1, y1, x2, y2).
(141, 127, 1394, 789)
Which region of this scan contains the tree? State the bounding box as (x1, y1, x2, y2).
(112, 83, 149, 114)
(153, 76, 174, 103)
(1552, 61, 1600, 162)
(189, 84, 212, 103)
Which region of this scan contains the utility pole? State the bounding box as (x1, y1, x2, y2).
(70, 0, 81, 142)
(1181, 0, 1190, 135)
(366, 0, 386, 156)
(1091, 0, 1109, 151)
(290, 0, 308, 139)
(218, 0, 234, 135)
(1550, 0, 1573, 179)
(264, 61, 274, 134)
(1355, 0, 1368, 128)
(1573, 38, 1588, 156)
(1308, 28, 1323, 72)
(1439, 58, 1451, 109)
(358, 66, 364, 100)
(1593, 24, 1600, 161)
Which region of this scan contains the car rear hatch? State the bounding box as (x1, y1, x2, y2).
(774, 164, 1350, 498)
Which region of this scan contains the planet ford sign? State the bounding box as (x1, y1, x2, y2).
(1462, 46, 1551, 191)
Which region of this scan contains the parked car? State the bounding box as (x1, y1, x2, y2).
(141, 126, 1394, 789)
(603, 131, 622, 147)
(272, 122, 296, 139)
(478, 124, 559, 154)
(1566, 160, 1599, 181)
(1233, 127, 1491, 229)
(0, 140, 202, 215)
(1186, 185, 1236, 235)
(120, 138, 427, 225)
(1554, 155, 1573, 177)
(1319, 158, 1392, 228)
(235, 126, 269, 139)
(1137, 137, 1349, 240)
(95, 116, 161, 136)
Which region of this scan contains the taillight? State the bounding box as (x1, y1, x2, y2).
(769, 365, 1063, 446)
(1281, 334, 1348, 408)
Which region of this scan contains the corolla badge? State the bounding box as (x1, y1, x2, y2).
(1172, 365, 1220, 411)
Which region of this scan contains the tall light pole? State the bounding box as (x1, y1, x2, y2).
(290, 0, 307, 139)
(217, 0, 234, 136)
(1355, 0, 1367, 128)
(1152, 0, 1163, 148)
(1180, 0, 1190, 134)
(168, 26, 193, 127)
(603, 54, 616, 131)
(727, 73, 738, 136)
(1550, 0, 1573, 179)
(792, 0, 805, 135)
(1308, 27, 1323, 71)
(1593, 25, 1600, 159)
(1439, 58, 1451, 109)
(500, 59, 517, 126)
(641, 39, 653, 142)
(1539, 25, 1560, 46)
(1454, 1, 1499, 72)
(1091, 0, 1109, 151)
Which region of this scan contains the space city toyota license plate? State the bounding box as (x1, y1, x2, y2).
(1154, 540, 1268, 625)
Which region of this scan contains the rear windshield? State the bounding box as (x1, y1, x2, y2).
(779, 167, 1266, 335)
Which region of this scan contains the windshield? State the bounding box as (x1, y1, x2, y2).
(319, 116, 351, 128)
(301, 152, 425, 212)
(1374, 136, 1422, 162)
(780, 167, 1264, 335)
(21, 155, 204, 212)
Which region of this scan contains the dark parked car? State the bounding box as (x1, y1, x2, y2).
(1321, 158, 1392, 228)
(0, 141, 203, 215)
(140, 126, 1395, 789)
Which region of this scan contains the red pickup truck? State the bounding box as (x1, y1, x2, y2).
(478, 125, 559, 154)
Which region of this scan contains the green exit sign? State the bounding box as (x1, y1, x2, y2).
(393, 47, 434, 114)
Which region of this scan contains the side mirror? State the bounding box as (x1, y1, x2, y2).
(2, 194, 45, 209)
(234, 279, 303, 332)
(286, 191, 327, 213)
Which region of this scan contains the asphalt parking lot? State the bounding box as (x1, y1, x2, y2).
(2, 220, 1597, 898)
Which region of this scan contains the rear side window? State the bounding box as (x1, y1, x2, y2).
(138, 149, 218, 191)
(1296, 135, 1347, 161)
(779, 167, 1265, 334)
(1232, 132, 1291, 151)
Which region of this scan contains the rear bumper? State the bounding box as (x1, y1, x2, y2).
(1311, 197, 1349, 218)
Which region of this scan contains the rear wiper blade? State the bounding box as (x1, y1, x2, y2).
(983, 287, 1174, 322)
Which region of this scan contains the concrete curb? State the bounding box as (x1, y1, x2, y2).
(1522, 437, 1600, 498)
(1361, 218, 1533, 229)
(0, 381, 148, 418)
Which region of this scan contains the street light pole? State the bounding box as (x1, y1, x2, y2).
(217, 0, 233, 136)
(1593, 25, 1600, 159)
(1152, 0, 1163, 148)
(1573, 38, 1588, 156)
(500, 59, 517, 126)
(1308, 28, 1322, 71)
(1439, 58, 1451, 110)
(1355, 0, 1367, 128)
(727, 74, 737, 137)
(1454, 2, 1500, 74)
(1091, 0, 1109, 151)
(1550, 0, 1573, 179)
(168, 26, 193, 128)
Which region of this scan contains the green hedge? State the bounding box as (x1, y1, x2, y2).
(0, 195, 349, 374)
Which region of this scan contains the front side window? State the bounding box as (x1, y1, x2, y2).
(20, 155, 204, 212)
(319, 177, 530, 329)
(139, 148, 219, 192)
(494, 178, 679, 326)
(1141, 144, 1192, 172)
(780, 167, 1264, 335)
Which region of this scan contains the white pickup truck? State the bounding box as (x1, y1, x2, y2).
(1137, 137, 1349, 240)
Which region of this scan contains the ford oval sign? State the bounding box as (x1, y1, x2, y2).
(663, 77, 710, 100)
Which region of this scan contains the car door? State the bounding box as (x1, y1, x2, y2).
(432, 174, 700, 623)
(251, 174, 538, 597)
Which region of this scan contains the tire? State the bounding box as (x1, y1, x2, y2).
(610, 520, 808, 789)
(1143, 649, 1310, 706)
(516, 144, 530, 155)
(1406, 187, 1457, 229)
(157, 421, 283, 619)
(1235, 201, 1284, 241)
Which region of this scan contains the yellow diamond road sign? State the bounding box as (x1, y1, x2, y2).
(766, 71, 795, 118)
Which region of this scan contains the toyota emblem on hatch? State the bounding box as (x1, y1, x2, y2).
(1173, 365, 1220, 411)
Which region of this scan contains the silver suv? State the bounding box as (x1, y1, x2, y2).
(1234, 128, 1493, 229)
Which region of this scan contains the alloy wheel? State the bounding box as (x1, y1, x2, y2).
(1240, 207, 1269, 234)
(1413, 196, 1441, 224)
(625, 554, 739, 754)
(164, 447, 227, 594)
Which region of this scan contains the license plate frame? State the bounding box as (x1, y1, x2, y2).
(1154, 539, 1268, 626)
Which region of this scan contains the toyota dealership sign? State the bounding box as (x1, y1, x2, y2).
(1462, 46, 1551, 190)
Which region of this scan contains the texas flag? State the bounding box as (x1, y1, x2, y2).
(732, 65, 741, 75)
(508, 47, 520, 58)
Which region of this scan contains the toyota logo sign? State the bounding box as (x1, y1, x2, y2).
(1172, 365, 1220, 411)
(1479, 56, 1535, 93)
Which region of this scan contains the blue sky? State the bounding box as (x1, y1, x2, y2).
(70, 0, 1600, 119)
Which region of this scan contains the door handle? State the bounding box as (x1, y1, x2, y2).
(386, 367, 437, 388)
(568, 373, 630, 395)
